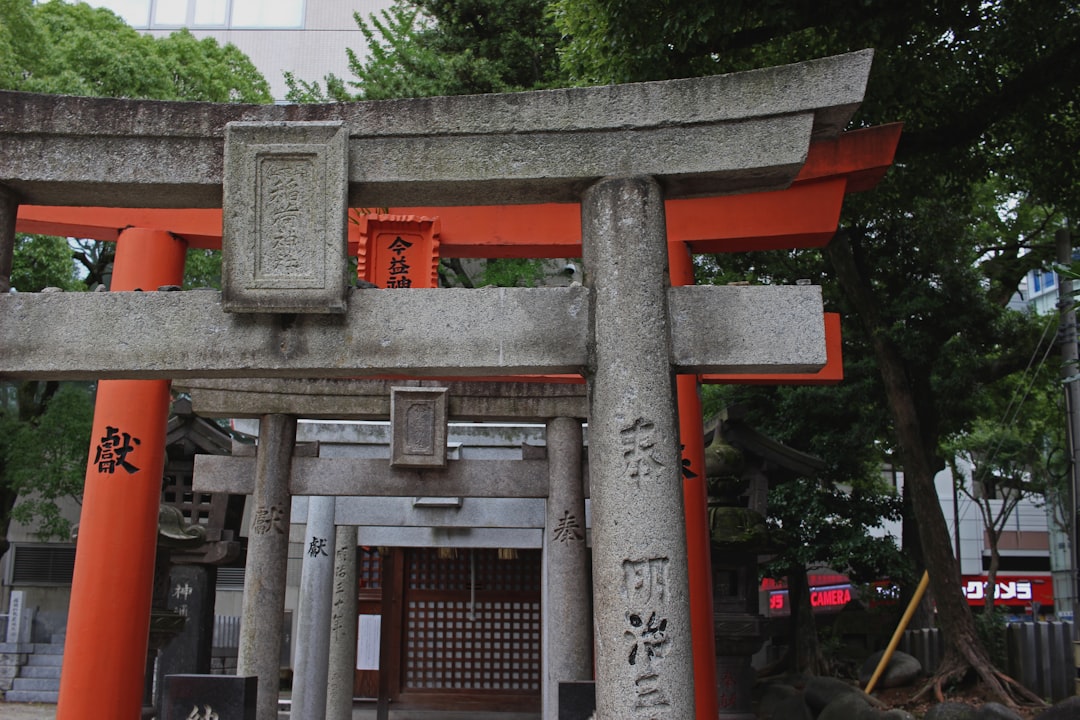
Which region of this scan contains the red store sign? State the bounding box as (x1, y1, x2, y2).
(961, 575, 1054, 607)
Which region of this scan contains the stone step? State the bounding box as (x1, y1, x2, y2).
(13, 676, 60, 692)
(31, 642, 65, 654)
(5, 688, 59, 703)
(25, 652, 64, 667)
(18, 665, 61, 679)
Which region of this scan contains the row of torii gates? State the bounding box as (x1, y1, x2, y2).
(0, 50, 899, 719)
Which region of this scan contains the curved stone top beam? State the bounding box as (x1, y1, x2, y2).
(0, 50, 872, 208)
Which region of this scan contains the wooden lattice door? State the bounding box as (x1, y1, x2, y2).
(399, 552, 540, 708)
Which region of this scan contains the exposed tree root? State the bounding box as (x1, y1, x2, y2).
(911, 652, 1048, 709)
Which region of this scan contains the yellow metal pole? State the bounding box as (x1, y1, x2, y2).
(864, 571, 930, 695)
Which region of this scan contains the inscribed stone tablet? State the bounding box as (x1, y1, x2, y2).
(222, 122, 348, 313)
(390, 387, 448, 468)
(163, 674, 256, 720)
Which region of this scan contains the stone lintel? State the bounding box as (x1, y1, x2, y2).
(178, 378, 589, 421)
(0, 285, 825, 380)
(194, 455, 556, 498)
(332, 496, 547, 529)
(0, 51, 871, 208)
(355, 527, 543, 549)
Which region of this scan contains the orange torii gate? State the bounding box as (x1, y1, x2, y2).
(14, 121, 898, 719)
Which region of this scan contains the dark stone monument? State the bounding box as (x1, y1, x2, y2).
(558, 680, 596, 720)
(163, 674, 257, 720)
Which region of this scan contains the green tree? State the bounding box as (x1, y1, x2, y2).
(286, 0, 562, 101)
(0, 0, 271, 558)
(554, 0, 1077, 705)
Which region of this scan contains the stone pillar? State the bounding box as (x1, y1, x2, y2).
(326, 525, 358, 720)
(581, 176, 694, 719)
(542, 417, 591, 720)
(0, 185, 16, 294)
(291, 495, 337, 720)
(237, 414, 296, 720)
(57, 229, 187, 720)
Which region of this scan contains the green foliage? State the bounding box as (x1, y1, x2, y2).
(183, 249, 223, 290)
(5, 384, 94, 541)
(286, 0, 563, 101)
(973, 606, 1008, 669)
(10, 235, 80, 292)
(0, 0, 272, 102)
(762, 477, 909, 586)
(478, 258, 549, 288)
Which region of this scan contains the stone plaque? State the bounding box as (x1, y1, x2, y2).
(390, 387, 448, 468)
(222, 121, 348, 314)
(163, 674, 257, 720)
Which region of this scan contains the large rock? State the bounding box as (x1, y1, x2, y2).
(757, 681, 812, 720)
(924, 702, 977, 720)
(817, 692, 877, 720)
(880, 710, 916, 720)
(805, 676, 862, 713)
(974, 702, 1022, 720)
(858, 650, 924, 688)
(1036, 696, 1080, 720)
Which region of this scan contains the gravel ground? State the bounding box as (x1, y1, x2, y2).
(0, 702, 55, 720)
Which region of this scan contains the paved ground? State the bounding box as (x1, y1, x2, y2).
(0, 703, 540, 719)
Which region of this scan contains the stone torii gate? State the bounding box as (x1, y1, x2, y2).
(0, 50, 874, 720)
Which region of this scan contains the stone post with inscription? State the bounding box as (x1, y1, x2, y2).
(542, 417, 591, 720)
(290, 494, 337, 720)
(582, 176, 694, 719)
(237, 414, 296, 720)
(326, 525, 358, 720)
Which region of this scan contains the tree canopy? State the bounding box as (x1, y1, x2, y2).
(0, 0, 272, 558)
(0, 0, 272, 101)
(552, 0, 1075, 703)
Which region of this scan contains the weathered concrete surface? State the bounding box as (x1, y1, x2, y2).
(582, 176, 693, 719)
(0, 50, 872, 208)
(178, 379, 590, 421)
(290, 495, 336, 720)
(194, 455, 556, 497)
(541, 417, 591, 720)
(0, 284, 826, 380)
(237, 414, 296, 720)
(326, 526, 358, 720)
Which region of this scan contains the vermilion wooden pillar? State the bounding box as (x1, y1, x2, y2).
(670, 242, 719, 720)
(57, 228, 187, 720)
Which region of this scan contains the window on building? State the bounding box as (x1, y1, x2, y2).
(84, 0, 304, 29)
(92, 0, 151, 27)
(230, 0, 304, 28)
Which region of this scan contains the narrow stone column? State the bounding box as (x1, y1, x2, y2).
(581, 176, 694, 719)
(0, 186, 16, 294)
(542, 417, 591, 720)
(326, 525, 358, 720)
(291, 495, 337, 720)
(237, 414, 296, 720)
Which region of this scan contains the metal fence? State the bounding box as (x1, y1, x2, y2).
(901, 621, 1075, 702)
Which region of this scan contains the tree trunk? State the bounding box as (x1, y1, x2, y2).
(788, 567, 827, 675)
(826, 232, 1041, 706)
